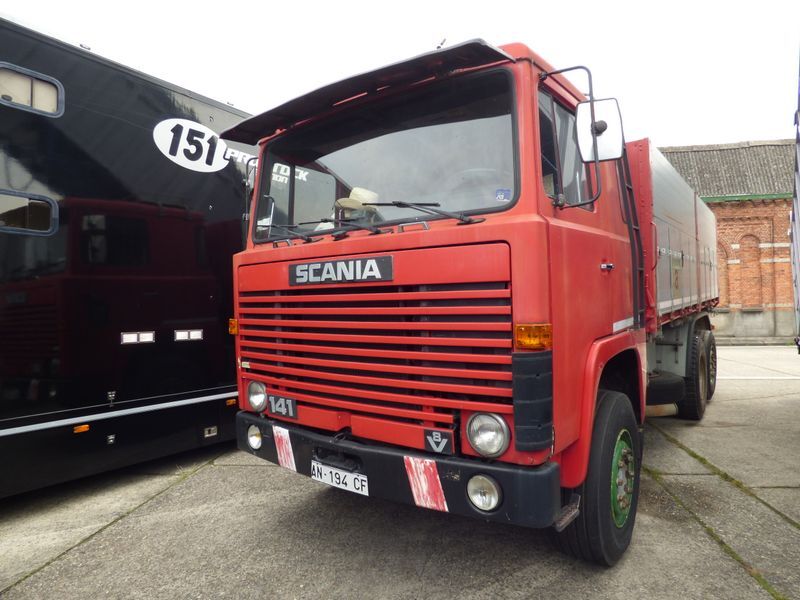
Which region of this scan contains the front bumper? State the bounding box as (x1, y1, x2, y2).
(237, 412, 561, 528)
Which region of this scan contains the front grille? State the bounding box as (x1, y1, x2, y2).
(238, 281, 513, 431)
(0, 304, 59, 363)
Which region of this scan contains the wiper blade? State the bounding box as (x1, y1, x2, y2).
(298, 218, 389, 239)
(260, 222, 321, 243)
(363, 201, 483, 225)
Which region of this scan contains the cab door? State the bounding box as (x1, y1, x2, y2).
(536, 87, 620, 451)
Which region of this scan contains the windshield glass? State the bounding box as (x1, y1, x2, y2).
(254, 70, 516, 242)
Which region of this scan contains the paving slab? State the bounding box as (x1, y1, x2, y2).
(751, 487, 800, 526)
(212, 447, 276, 467)
(660, 474, 800, 599)
(643, 426, 713, 475)
(3, 465, 769, 600)
(655, 380, 800, 488)
(0, 472, 179, 591)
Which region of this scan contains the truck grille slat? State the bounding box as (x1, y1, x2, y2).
(239, 318, 511, 331)
(240, 350, 512, 381)
(239, 329, 511, 348)
(247, 372, 514, 415)
(239, 339, 512, 365)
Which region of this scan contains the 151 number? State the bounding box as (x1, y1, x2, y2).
(168, 123, 218, 166)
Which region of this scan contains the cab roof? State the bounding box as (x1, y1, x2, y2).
(220, 39, 515, 145)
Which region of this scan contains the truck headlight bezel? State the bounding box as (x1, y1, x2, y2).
(247, 380, 267, 412)
(466, 413, 510, 458)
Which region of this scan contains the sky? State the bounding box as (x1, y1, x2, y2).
(3, 0, 799, 147)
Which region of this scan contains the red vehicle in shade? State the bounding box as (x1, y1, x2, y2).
(0, 18, 253, 498)
(223, 40, 718, 565)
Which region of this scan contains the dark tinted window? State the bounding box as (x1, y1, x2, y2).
(538, 90, 590, 209)
(81, 215, 149, 266)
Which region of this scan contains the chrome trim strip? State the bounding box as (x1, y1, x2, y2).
(0, 392, 236, 438)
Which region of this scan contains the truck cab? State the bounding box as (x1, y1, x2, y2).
(225, 40, 717, 565)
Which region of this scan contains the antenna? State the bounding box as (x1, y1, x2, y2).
(436, 38, 447, 50)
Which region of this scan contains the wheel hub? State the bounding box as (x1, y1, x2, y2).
(611, 429, 635, 528)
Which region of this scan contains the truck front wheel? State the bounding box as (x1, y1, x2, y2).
(552, 389, 642, 566)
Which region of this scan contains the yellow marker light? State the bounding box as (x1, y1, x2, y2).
(514, 324, 553, 350)
(73, 424, 90, 434)
(228, 318, 239, 335)
(226, 398, 237, 406)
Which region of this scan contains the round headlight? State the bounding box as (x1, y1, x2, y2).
(247, 424, 262, 450)
(467, 474, 502, 512)
(466, 413, 510, 458)
(247, 381, 267, 412)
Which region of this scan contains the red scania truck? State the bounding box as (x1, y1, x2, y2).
(222, 41, 718, 565)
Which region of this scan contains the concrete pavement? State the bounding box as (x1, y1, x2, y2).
(1, 346, 798, 599)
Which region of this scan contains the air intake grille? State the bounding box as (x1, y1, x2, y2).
(238, 281, 513, 429)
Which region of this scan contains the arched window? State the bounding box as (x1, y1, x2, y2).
(717, 243, 729, 307)
(738, 235, 762, 308)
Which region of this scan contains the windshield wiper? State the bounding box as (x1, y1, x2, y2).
(260, 222, 321, 243)
(363, 201, 484, 225)
(298, 218, 390, 240)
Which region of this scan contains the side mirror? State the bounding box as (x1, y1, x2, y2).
(0, 191, 58, 236)
(576, 98, 624, 163)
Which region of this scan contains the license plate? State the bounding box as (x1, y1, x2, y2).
(310, 460, 369, 496)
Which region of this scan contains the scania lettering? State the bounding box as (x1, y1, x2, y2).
(223, 40, 719, 566)
(291, 257, 392, 284)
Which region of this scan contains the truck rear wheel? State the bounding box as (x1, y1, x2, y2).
(678, 332, 708, 420)
(552, 389, 642, 566)
(705, 330, 717, 400)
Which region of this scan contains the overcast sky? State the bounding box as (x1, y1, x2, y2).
(4, 0, 799, 147)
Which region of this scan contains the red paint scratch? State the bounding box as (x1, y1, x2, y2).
(404, 456, 448, 512)
(272, 425, 296, 472)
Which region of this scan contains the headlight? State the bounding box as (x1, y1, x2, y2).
(467, 474, 502, 512)
(246, 424, 262, 450)
(466, 413, 510, 458)
(247, 381, 267, 412)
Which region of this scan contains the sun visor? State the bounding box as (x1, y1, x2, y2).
(221, 39, 514, 144)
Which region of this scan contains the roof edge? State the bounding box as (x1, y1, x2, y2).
(661, 139, 794, 153)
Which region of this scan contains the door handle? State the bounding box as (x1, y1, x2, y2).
(600, 263, 615, 271)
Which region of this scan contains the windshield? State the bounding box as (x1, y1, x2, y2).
(254, 70, 516, 242)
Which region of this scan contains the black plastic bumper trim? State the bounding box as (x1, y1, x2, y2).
(237, 412, 560, 529)
(512, 351, 554, 451)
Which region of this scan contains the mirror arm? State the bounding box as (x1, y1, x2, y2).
(539, 66, 603, 210)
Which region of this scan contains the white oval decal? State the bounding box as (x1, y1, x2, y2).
(152, 118, 230, 173)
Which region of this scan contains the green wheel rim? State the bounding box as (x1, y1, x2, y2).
(610, 429, 635, 528)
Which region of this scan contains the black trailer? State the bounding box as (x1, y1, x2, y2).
(0, 18, 254, 497)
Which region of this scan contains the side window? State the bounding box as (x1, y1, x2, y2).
(81, 215, 149, 266)
(538, 90, 591, 209)
(0, 63, 64, 117)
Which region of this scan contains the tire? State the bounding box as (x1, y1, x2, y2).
(678, 331, 709, 420)
(552, 390, 642, 566)
(704, 330, 717, 401)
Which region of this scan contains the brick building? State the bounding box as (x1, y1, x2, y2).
(661, 140, 796, 340)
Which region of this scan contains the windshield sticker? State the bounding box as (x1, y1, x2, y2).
(495, 188, 512, 202)
(272, 163, 310, 185)
(152, 118, 254, 173)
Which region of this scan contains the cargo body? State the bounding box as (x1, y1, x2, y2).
(791, 77, 800, 340)
(225, 41, 718, 565)
(0, 18, 254, 497)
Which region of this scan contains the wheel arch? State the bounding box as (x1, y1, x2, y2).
(558, 331, 645, 489)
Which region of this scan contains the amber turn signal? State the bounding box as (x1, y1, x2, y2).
(73, 424, 90, 434)
(228, 318, 239, 335)
(514, 324, 552, 350)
